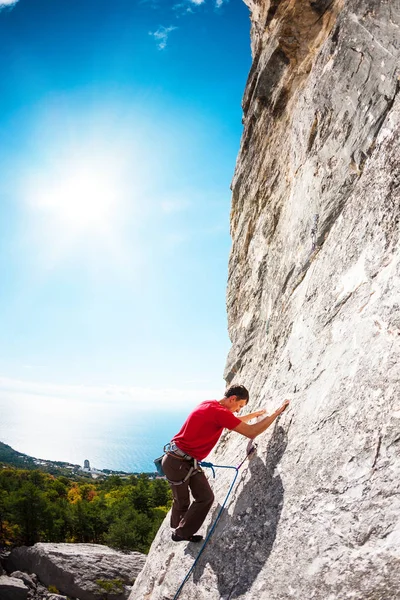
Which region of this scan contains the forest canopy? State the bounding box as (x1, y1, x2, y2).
(0, 466, 172, 554)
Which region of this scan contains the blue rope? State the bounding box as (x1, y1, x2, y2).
(172, 452, 253, 600)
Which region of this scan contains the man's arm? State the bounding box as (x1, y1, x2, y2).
(238, 409, 266, 423)
(233, 400, 289, 439)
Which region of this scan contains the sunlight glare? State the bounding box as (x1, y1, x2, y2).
(22, 142, 136, 270)
(34, 166, 120, 235)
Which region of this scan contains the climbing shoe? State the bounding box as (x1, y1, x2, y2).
(172, 532, 203, 543)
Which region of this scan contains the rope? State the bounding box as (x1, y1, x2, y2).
(172, 446, 255, 600)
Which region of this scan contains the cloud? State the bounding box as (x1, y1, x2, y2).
(0, 376, 226, 469)
(149, 25, 178, 50)
(0, 376, 222, 413)
(172, 3, 193, 15)
(172, 0, 205, 16)
(172, 0, 225, 20)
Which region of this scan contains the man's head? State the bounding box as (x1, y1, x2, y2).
(224, 385, 249, 413)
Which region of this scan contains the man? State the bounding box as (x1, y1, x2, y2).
(162, 385, 289, 543)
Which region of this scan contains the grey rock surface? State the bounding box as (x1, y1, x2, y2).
(35, 582, 49, 599)
(0, 575, 29, 600)
(11, 571, 36, 589)
(6, 543, 146, 600)
(130, 0, 400, 599)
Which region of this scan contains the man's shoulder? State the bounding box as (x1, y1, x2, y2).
(201, 400, 236, 419)
(199, 400, 221, 411)
(196, 399, 218, 408)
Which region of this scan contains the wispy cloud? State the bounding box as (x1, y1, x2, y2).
(173, 0, 205, 8)
(173, 0, 205, 16)
(172, 3, 193, 15)
(0, 376, 226, 469)
(0, 0, 19, 7)
(0, 376, 221, 413)
(149, 25, 178, 50)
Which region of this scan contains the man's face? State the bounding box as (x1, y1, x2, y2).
(229, 396, 248, 413)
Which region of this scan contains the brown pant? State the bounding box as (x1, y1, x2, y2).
(162, 453, 214, 539)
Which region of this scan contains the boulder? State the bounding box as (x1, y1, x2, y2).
(0, 575, 29, 600)
(36, 582, 49, 598)
(0, 550, 9, 576)
(10, 571, 36, 588)
(5, 543, 146, 600)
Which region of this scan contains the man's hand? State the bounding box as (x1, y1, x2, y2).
(234, 399, 290, 439)
(238, 408, 266, 423)
(253, 409, 267, 418)
(277, 399, 290, 415)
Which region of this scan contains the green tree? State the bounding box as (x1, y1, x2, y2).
(102, 475, 123, 491)
(42, 497, 70, 542)
(150, 479, 170, 508)
(0, 489, 10, 543)
(12, 481, 48, 545)
(105, 510, 154, 553)
(130, 480, 150, 513)
(0, 465, 171, 550)
(29, 470, 47, 489)
(50, 478, 69, 499)
(85, 496, 109, 543)
(69, 500, 92, 542)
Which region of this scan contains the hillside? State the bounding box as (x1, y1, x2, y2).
(0, 441, 143, 478)
(0, 441, 81, 476)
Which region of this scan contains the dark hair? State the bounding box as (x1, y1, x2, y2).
(224, 385, 249, 403)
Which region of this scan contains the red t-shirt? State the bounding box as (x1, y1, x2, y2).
(172, 400, 241, 460)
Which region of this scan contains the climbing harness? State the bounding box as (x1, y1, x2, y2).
(154, 442, 202, 486)
(172, 444, 257, 600)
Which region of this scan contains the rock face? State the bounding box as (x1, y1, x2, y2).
(6, 543, 146, 600)
(130, 1, 400, 599)
(0, 575, 29, 600)
(10, 571, 37, 589)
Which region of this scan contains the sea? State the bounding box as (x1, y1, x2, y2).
(0, 391, 190, 473)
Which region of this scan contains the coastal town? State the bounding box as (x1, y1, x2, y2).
(0, 441, 158, 479)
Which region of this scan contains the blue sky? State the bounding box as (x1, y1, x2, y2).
(0, 0, 251, 413)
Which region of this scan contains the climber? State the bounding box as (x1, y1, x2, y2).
(162, 385, 289, 543)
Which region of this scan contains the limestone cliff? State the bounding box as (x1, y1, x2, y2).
(130, 1, 400, 598)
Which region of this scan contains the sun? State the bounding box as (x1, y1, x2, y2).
(22, 145, 132, 269)
(33, 166, 120, 235)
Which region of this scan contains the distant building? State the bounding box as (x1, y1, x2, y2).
(84, 459, 90, 471)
